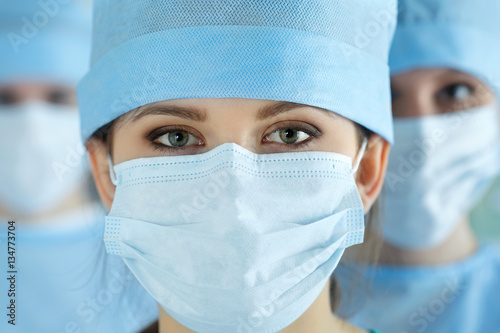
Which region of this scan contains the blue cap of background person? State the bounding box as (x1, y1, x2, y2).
(78, 0, 398, 143)
(0, 0, 91, 86)
(391, 0, 500, 94)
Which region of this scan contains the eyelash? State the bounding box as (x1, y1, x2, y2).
(146, 122, 322, 152)
(264, 123, 321, 146)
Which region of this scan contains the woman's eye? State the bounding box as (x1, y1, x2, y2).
(156, 130, 200, 147)
(47, 89, 75, 105)
(437, 84, 473, 102)
(0, 91, 16, 105)
(390, 86, 401, 102)
(267, 128, 311, 144)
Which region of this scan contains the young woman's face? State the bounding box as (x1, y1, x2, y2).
(0, 81, 77, 106)
(89, 98, 390, 213)
(391, 69, 495, 118)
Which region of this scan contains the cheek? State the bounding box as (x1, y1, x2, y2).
(477, 88, 496, 107)
(112, 126, 154, 164)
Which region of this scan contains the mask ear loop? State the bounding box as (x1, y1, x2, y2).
(352, 137, 368, 175)
(108, 154, 119, 186)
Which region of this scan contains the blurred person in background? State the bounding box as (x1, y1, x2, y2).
(338, 0, 500, 332)
(0, 0, 157, 332)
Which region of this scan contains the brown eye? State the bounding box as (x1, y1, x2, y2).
(390, 85, 401, 102)
(435, 83, 483, 112)
(0, 91, 17, 105)
(47, 89, 75, 106)
(437, 84, 473, 102)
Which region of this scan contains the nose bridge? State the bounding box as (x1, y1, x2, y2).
(208, 107, 260, 152)
(211, 128, 258, 152)
(20, 93, 40, 103)
(11, 85, 48, 105)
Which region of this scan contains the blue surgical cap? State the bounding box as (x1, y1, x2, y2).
(0, 0, 91, 86)
(391, 0, 500, 94)
(78, 0, 397, 143)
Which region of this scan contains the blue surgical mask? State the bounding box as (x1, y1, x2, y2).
(105, 142, 367, 333)
(0, 101, 88, 216)
(383, 104, 500, 249)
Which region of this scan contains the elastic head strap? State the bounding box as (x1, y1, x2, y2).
(352, 137, 368, 175)
(108, 154, 119, 186)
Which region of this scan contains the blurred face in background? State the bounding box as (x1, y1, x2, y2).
(0, 81, 77, 106)
(391, 69, 496, 118)
(0, 81, 87, 220)
(380, 68, 500, 252)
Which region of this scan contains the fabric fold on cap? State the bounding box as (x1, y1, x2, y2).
(78, 0, 397, 143)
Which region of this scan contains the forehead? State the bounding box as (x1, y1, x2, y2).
(391, 69, 486, 89)
(123, 98, 339, 123)
(393, 68, 464, 80)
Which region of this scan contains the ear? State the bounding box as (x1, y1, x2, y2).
(355, 134, 390, 214)
(86, 138, 115, 211)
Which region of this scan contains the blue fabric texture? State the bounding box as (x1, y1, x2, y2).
(0, 207, 158, 333)
(78, 0, 397, 143)
(0, 0, 91, 85)
(390, 0, 500, 95)
(336, 243, 500, 333)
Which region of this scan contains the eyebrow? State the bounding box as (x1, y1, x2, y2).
(130, 101, 334, 122)
(131, 104, 208, 122)
(257, 101, 335, 120)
